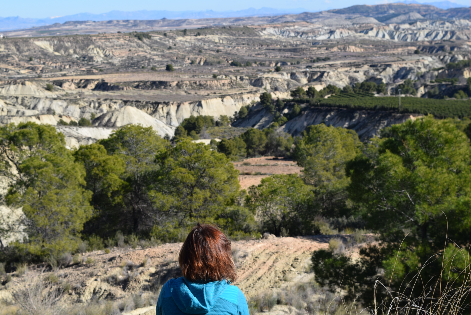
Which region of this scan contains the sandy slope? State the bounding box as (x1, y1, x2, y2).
(2, 235, 334, 314)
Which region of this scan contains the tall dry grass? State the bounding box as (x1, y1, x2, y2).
(372, 250, 471, 315)
(10, 271, 65, 315)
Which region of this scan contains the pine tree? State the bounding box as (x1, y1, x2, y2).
(0, 123, 93, 258)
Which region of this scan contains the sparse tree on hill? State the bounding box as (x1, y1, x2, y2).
(290, 87, 306, 99)
(166, 64, 174, 72)
(217, 115, 231, 127)
(238, 106, 248, 119)
(276, 98, 285, 111)
(260, 92, 272, 108)
(307, 86, 317, 98)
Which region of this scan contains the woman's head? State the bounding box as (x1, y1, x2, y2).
(179, 224, 236, 282)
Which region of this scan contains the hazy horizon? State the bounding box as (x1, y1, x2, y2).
(1, 0, 469, 19)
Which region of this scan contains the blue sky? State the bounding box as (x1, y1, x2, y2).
(1, 0, 468, 18)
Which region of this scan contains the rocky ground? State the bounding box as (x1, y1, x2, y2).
(0, 234, 362, 315)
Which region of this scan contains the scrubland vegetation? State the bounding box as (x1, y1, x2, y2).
(1, 114, 471, 314)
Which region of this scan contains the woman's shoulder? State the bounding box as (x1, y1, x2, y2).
(160, 277, 184, 297)
(219, 284, 245, 304)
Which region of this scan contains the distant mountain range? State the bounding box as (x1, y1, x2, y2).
(399, 1, 467, 10)
(0, 7, 307, 31)
(0, 2, 470, 33)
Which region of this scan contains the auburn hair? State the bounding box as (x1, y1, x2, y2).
(179, 224, 236, 282)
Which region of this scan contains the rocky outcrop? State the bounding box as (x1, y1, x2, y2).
(278, 107, 421, 140)
(261, 27, 357, 40)
(0, 91, 278, 127)
(0, 81, 56, 97)
(261, 19, 471, 42)
(360, 24, 471, 41)
(133, 79, 235, 90)
(0, 114, 76, 126)
(93, 106, 175, 137)
(55, 126, 115, 149)
(235, 104, 421, 140)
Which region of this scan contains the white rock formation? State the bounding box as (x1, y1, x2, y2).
(55, 126, 115, 149)
(0, 82, 56, 97)
(93, 106, 176, 137)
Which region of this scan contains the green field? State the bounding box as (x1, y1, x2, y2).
(309, 94, 471, 118)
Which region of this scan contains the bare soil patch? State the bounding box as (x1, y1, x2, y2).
(233, 156, 302, 189)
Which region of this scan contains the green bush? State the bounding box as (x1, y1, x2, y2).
(78, 118, 91, 126)
(87, 235, 104, 251)
(328, 238, 343, 251)
(313, 220, 338, 235)
(45, 84, 54, 91)
(44, 273, 59, 284)
(133, 32, 151, 41)
(150, 221, 189, 243)
(166, 64, 174, 71)
(126, 234, 139, 249)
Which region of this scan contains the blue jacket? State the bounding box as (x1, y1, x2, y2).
(156, 277, 249, 315)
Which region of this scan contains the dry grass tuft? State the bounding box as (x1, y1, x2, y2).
(11, 271, 65, 315)
(329, 238, 346, 255)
